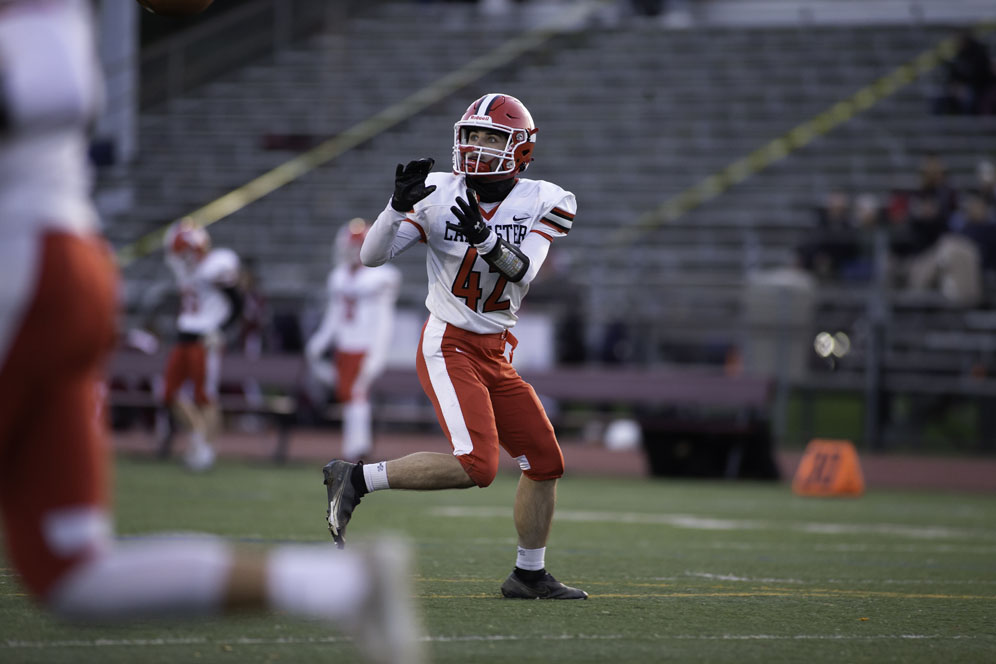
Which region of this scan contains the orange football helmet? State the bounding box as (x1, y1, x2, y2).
(165, 218, 210, 264)
(334, 217, 369, 267)
(453, 93, 537, 181)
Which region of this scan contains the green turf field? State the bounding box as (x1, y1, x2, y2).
(2, 456, 994, 663)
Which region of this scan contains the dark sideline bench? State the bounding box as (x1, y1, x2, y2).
(107, 349, 774, 469)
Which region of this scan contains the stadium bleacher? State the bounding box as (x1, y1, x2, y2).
(103, 0, 996, 450)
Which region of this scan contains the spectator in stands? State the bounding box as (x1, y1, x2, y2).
(891, 154, 958, 259)
(798, 190, 865, 281)
(902, 183, 985, 306)
(951, 190, 996, 277)
(840, 193, 882, 282)
(0, 3, 420, 662)
(975, 159, 996, 205)
(916, 153, 959, 219)
(306, 219, 401, 463)
(933, 29, 996, 116)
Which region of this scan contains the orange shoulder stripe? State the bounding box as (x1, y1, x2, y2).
(540, 219, 568, 234)
(550, 206, 575, 220)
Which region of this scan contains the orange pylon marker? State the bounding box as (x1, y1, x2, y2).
(792, 438, 865, 497)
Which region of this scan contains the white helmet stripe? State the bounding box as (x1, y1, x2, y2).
(477, 93, 500, 117)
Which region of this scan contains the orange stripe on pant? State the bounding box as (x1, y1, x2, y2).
(415, 315, 563, 488)
(335, 350, 365, 403)
(163, 340, 210, 406)
(0, 232, 118, 598)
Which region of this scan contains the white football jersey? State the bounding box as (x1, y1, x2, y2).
(0, 0, 102, 366)
(170, 248, 241, 336)
(323, 263, 401, 353)
(405, 173, 575, 334)
(0, 0, 101, 238)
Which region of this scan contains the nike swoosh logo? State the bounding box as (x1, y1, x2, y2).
(453, 347, 466, 354)
(513, 214, 530, 222)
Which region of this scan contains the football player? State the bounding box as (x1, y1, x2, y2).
(322, 93, 587, 599)
(306, 218, 402, 462)
(0, 2, 421, 661)
(161, 219, 242, 471)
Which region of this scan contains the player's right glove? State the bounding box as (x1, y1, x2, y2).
(391, 158, 437, 212)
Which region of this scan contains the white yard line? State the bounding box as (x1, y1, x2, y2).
(432, 507, 995, 541)
(676, 573, 996, 585)
(2, 633, 982, 650)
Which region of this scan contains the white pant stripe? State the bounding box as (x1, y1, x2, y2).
(422, 315, 474, 456)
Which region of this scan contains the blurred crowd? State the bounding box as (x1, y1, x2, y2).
(799, 154, 996, 306)
(933, 29, 996, 117)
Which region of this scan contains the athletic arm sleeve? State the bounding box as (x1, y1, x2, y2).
(360, 203, 423, 267)
(517, 232, 552, 285)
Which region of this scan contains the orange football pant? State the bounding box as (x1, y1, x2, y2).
(0, 233, 117, 598)
(415, 315, 564, 487)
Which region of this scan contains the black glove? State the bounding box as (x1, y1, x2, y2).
(391, 158, 437, 212)
(447, 188, 492, 245)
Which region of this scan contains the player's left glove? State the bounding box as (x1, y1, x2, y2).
(447, 188, 492, 245)
(447, 188, 530, 283)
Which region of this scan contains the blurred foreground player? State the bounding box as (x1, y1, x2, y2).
(0, 3, 421, 661)
(323, 93, 587, 599)
(162, 218, 241, 471)
(306, 218, 401, 462)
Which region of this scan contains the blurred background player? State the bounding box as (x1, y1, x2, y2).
(161, 218, 242, 470)
(323, 93, 587, 599)
(0, 2, 420, 661)
(306, 218, 401, 462)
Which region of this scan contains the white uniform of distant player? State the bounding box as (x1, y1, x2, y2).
(162, 222, 241, 471)
(307, 219, 401, 461)
(166, 242, 240, 399)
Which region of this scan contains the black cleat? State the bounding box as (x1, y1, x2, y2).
(323, 460, 361, 549)
(500, 571, 588, 600)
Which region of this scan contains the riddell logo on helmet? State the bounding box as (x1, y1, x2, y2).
(468, 115, 493, 123)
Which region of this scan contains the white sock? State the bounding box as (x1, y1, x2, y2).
(266, 545, 368, 621)
(515, 546, 546, 571)
(362, 461, 391, 492)
(49, 535, 232, 620)
(190, 430, 209, 452)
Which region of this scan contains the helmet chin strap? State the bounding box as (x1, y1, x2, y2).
(466, 175, 517, 203)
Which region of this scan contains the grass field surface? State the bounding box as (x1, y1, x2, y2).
(2, 456, 994, 663)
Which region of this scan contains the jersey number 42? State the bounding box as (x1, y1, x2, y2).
(451, 248, 510, 313)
